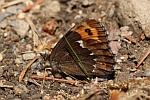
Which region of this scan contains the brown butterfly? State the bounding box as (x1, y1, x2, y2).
(49, 19, 115, 80)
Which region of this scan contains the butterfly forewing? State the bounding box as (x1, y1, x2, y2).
(50, 19, 115, 79)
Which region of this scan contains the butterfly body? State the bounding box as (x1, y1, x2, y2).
(50, 19, 115, 79)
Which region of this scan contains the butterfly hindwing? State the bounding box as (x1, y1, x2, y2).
(50, 19, 115, 78)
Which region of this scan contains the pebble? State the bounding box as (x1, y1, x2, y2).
(19, 38, 25, 44)
(108, 29, 121, 41)
(120, 26, 133, 37)
(82, 0, 94, 6)
(109, 5, 115, 17)
(26, 44, 32, 51)
(6, 5, 18, 14)
(116, 59, 122, 63)
(10, 19, 29, 38)
(0, 0, 4, 6)
(0, 19, 8, 28)
(114, 65, 121, 70)
(14, 84, 29, 94)
(144, 67, 150, 77)
(3, 32, 9, 37)
(22, 52, 36, 60)
(17, 3, 26, 10)
(44, 1, 60, 16)
(109, 41, 121, 54)
(36, 71, 44, 76)
(66, 77, 73, 80)
(12, 98, 21, 100)
(15, 57, 23, 64)
(31, 62, 42, 69)
(43, 94, 51, 100)
(0, 66, 4, 77)
(17, 13, 25, 19)
(0, 53, 3, 61)
(100, 11, 106, 17)
(0, 12, 11, 21)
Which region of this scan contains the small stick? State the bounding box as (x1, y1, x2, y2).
(30, 75, 81, 85)
(19, 56, 38, 82)
(124, 35, 137, 44)
(0, 80, 13, 88)
(0, 0, 25, 9)
(135, 48, 150, 68)
(25, 15, 39, 46)
(22, 0, 45, 12)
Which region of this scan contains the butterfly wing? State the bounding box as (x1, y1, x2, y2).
(50, 19, 115, 78)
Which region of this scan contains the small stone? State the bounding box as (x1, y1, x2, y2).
(109, 41, 121, 54)
(22, 52, 36, 60)
(16, 3, 26, 10)
(114, 65, 121, 70)
(0, 66, 4, 77)
(129, 55, 135, 59)
(44, 1, 60, 16)
(0, 0, 4, 6)
(108, 29, 121, 41)
(6, 5, 17, 14)
(0, 12, 11, 21)
(82, 0, 94, 6)
(66, 77, 73, 80)
(0, 53, 3, 61)
(0, 20, 8, 28)
(49, 1, 60, 12)
(13, 71, 19, 77)
(43, 94, 51, 100)
(120, 56, 125, 59)
(10, 20, 29, 38)
(109, 5, 115, 17)
(31, 62, 42, 69)
(14, 84, 29, 94)
(116, 59, 122, 63)
(3, 32, 9, 37)
(120, 26, 129, 32)
(36, 71, 45, 76)
(17, 13, 25, 19)
(144, 67, 150, 77)
(26, 44, 32, 51)
(33, 5, 40, 10)
(12, 98, 21, 100)
(100, 11, 106, 17)
(15, 57, 23, 64)
(120, 26, 133, 37)
(19, 38, 25, 44)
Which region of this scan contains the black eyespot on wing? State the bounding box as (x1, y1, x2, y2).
(85, 29, 93, 35)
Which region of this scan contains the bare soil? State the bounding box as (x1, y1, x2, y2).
(0, 0, 150, 100)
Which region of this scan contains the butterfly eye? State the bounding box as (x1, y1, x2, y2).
(85, 29, 93, 35)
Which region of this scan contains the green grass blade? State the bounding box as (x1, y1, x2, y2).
(64, 36, 89, 78)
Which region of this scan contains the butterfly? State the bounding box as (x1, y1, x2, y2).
(49, 19, 115, 80)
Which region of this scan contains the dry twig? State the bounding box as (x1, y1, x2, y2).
(0, 80, 13, 88)
(30, 75, 81, 85)
(22, 0, 45, 12)
(135, 48, 150, 68)
(0, 0, 25, 9)
(25, 15, 39, 46)
(124, 35, 137, 44)
(19, 56, 39, 82)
